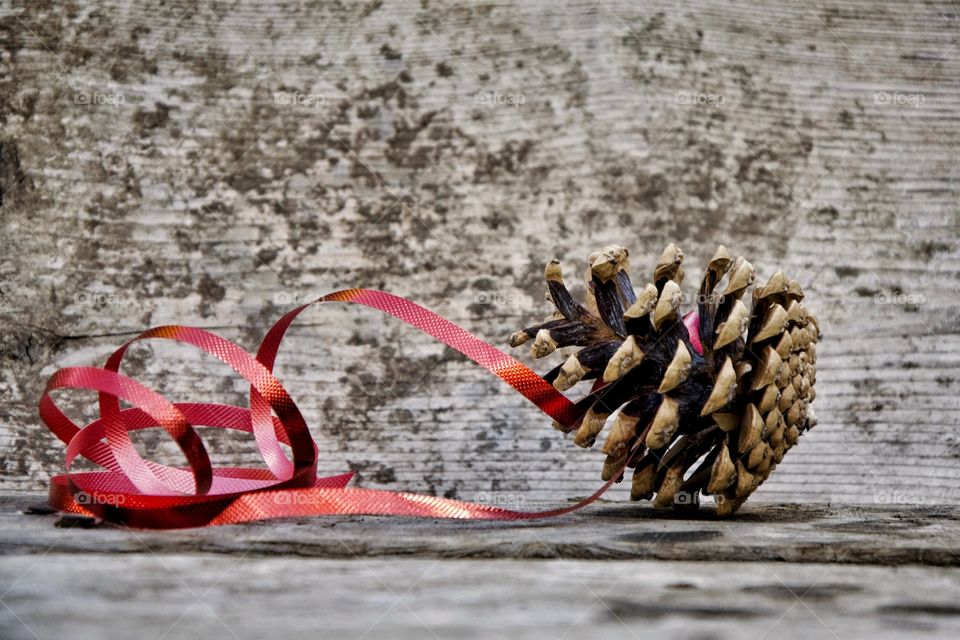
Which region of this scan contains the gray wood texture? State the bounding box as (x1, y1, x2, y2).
(7, 555, 960, 640)
(1, 0, 959, 512)
(4, 496, 960, 565)
(3, 495, 960, 639)
(5, 4, 960, 638)
(5, 556, 960, 640)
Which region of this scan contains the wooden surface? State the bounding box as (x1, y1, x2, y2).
(6, 557, 960, 640)
(0, 0, 960, 637)
(4, 495, 960, 565)
(2, 0, 960, 520)
(5, 557, 960, 640)
(4, 3, 960, 638)
(3, 494, 960, 639)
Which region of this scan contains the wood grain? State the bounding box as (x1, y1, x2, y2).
(4, 555, 960, 640)
(6, 554, 960, 640)
(4, 495, 960, 566)
(1, 0, 958, 510)
(3, 495, 960, 639)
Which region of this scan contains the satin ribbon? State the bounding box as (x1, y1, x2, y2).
(39, 289, 632, 529)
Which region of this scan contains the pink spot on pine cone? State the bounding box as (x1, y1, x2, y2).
(683, 311, 703, 355)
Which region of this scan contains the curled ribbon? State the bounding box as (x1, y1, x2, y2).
(39, 289, 632, 529)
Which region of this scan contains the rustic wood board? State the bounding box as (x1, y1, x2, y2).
(3, 494, 960, 566)
(2, 1, 959, 512)
(4, 556, 960, 640)
(4, 3, 959, 637)
(3, 493, 960, 639)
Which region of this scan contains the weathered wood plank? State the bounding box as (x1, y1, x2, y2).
(3, 494, 960, 566)
(1, 0, 959, 508)
(3, 554, 960, 640)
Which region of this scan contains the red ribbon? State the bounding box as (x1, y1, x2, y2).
(39, 289, 631, 529)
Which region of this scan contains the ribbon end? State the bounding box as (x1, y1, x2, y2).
(314, 471, 355, 489)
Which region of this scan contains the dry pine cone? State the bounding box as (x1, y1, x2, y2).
(509, 244, 820, 516)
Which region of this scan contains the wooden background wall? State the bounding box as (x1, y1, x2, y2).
(1, 0, 958, 508)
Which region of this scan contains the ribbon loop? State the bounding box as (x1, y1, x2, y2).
(40, 289, 612, 529)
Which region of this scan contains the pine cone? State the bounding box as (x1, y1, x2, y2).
(510, 244, 820, 516)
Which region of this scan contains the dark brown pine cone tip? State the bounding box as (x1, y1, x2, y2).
(510, 244, 820, 516)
